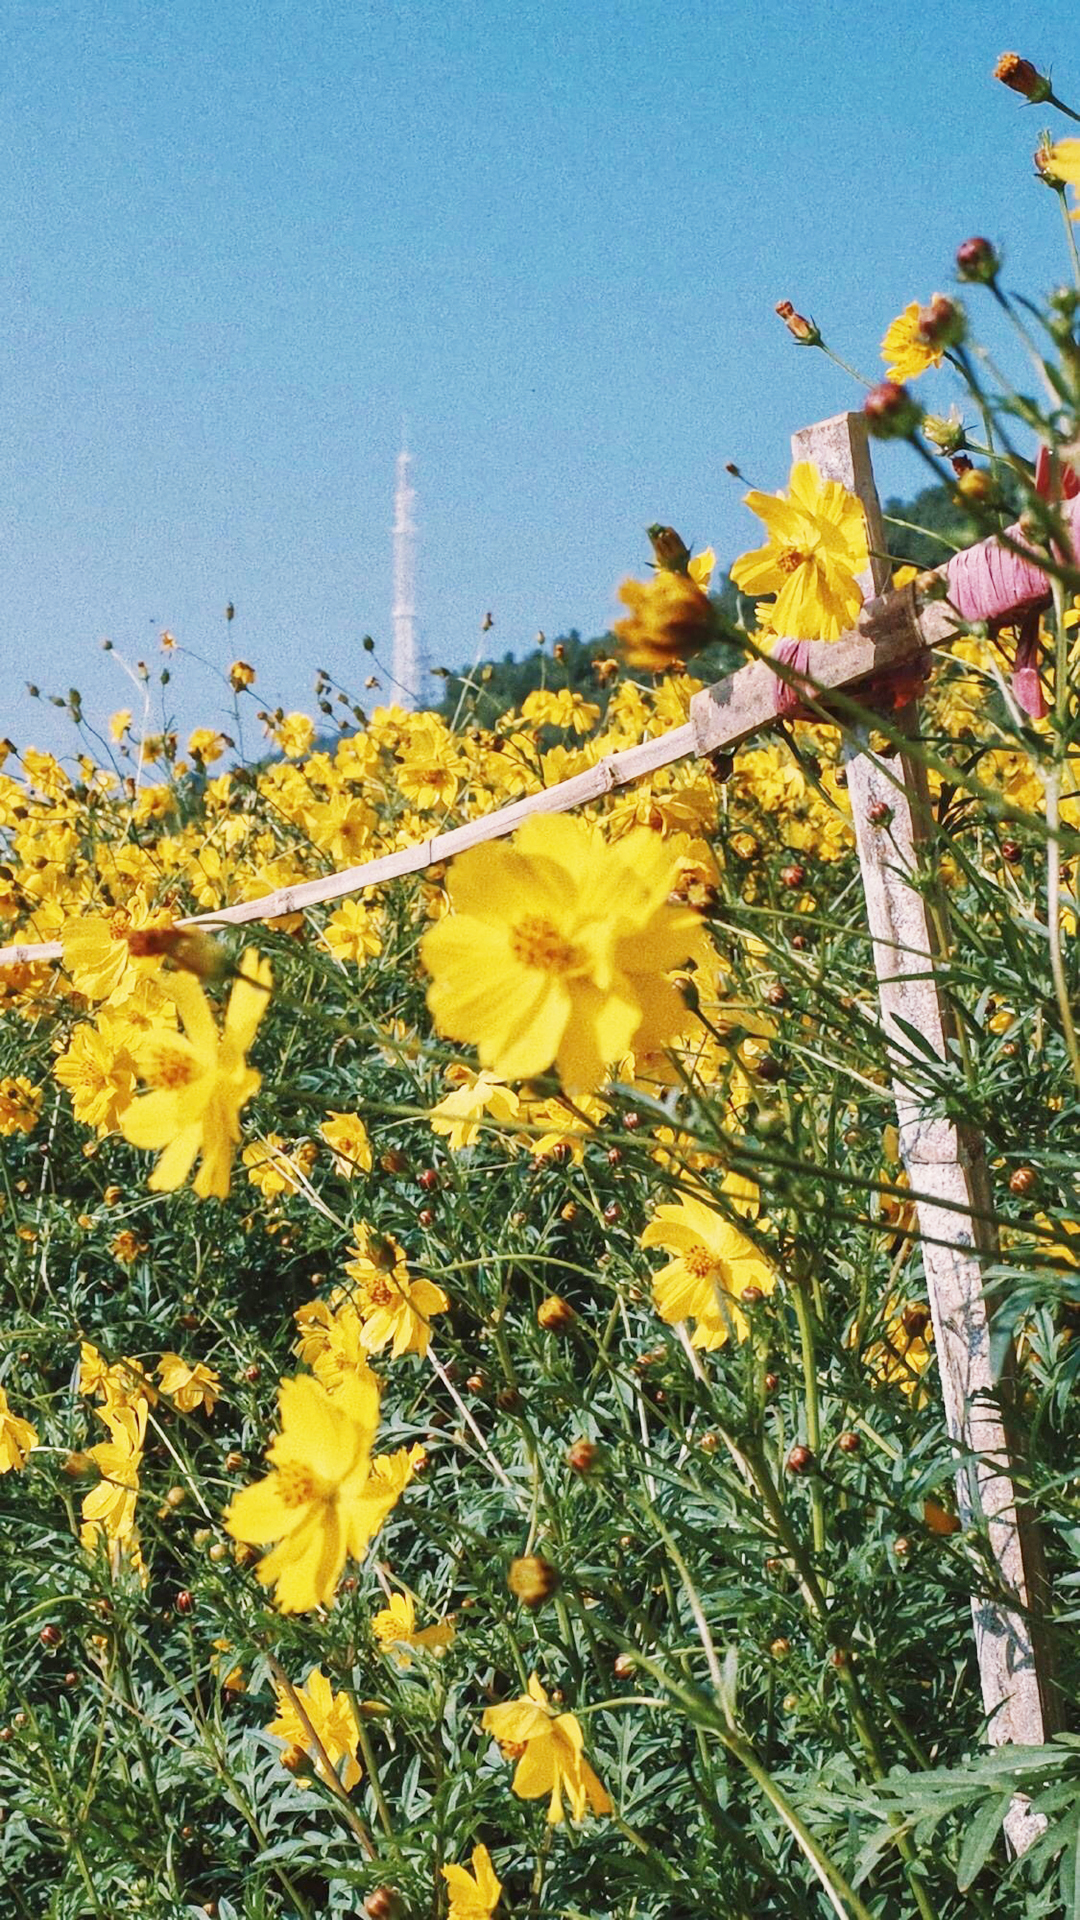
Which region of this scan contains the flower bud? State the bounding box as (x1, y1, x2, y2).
(646, 524, 692, 574)
(922, 412, 968, 455)
(537, 1294, 576, 1332)
(507, 1553, 560, 1609)
(125, 925, 229, 980)
(613, 1652, 636, 1681)
(864, 381, 922, 440)
(837, 1430, 861, 1454)
(769, 1636, 792, 1660)
(916, 294, 966, 352)
(1009, 1165, 1037, 1194)
(994, 51, 1052, 102)
(567, 1438, 600, 1474)
(954, 466, 1000, 509)
(955, 236, 999, 284)
(774, 300, 821, 347)
(786, 1444, 815, 1474)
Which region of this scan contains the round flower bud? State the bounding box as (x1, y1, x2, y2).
(956, 236, 1000, 284)
(175, 1590, 195, 1615)
(567, 1438, 599, 1474)
(165, 1486, 187, 1508)
(893, 1536, 913, 1560)
(1009, 1166, 1037, 1195)
(496, 1385, 522, 1413)
(603, 1201, 621, 1223)
(225, 1451, 245, 1472)
(1000, 839, 1023, 865)
(780, 863, 805, 889)
(537, 1294, 576, 1332)
(867, 801, 892, 828)
(774, 299, 822, 347)
(916, 294, 966, 352)
(764, 1372, 780, 1393)
(39, 1625, 62, 1648)
(837, 1430, 861, 1455)
(770, 1636, 792, 1660)
(418, 1168, 440, 1192)
(864, 381, 923, 440)
(507, 1554, 560, 1609)
(613, 1651, 636, 1681)
(786, 1444, 815, 1475)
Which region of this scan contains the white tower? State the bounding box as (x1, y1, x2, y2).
(391, 437, 426, 710)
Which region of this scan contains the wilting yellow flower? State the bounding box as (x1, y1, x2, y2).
(0, 1386, 38, 1473)
(730, 461, 867, 642)
(880, 301, 946, 383)
(267, 1667, 363, 1789)
(371, 1589, 455, 1666)
(229, 659, 255, 691)
(429, 1068, 520, 1150)
(343, 1233, 449, 1358)
(860, 1299, 934, 1401)
(442, 1843, 502, 1920)
(422, 814, 697, 1093)
(80, 1399, 147, 1550)
(482, 1673, 612, 1825)
(642, 1180, 777, 1349)
(614, 569, 715, 671)
(224, 1370, 388, 1612)
(119, 951, 271, 1198)
(157, 1352, 221, 1414)
(109, 1229, 145, 1266)
(320, 1112, 373, 1177)
(0, 1076, 43, 1136)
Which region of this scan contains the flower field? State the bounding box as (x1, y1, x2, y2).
(4, 62, 1080, 1920)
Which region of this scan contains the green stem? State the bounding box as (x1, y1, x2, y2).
(790, 1279, 826, 1561)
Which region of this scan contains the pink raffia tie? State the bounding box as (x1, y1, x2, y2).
(944, 475, 1080, 721)
(769, 637, 812, 716)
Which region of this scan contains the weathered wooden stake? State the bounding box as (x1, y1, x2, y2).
(794, 412, 1053, 1853)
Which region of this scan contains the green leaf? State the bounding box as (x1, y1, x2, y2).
(956, 1792, 1011, 1890)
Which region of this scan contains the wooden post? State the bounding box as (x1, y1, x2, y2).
(793, 413, 1053, 1852)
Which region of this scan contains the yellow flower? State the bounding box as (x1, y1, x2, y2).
(242, 1133, 315, 1197)
(1044, 139, 1080, 206)
(642, 1180, 777, 1349)
(229, 659, 255, 691)
(187, 728, 226, 764)
(78, 1343, 156, 1415)
(321, 898, 384, 965)
(157, 1352, 221, 1414)
(267, 1667, 363, 1790)
(880, 301, 946, 382)
(482, 1673, 612, 1825)
(80, 1399, 147, 1550)
(343, 1233, 449, 1358)
(224, 1370, 389, 1612)
(119, 950, 271, 1198)
(730, 462, 868, 642)
(109, 709, 133, 742)
(429, 1068, 520, 1150)
(520, 689, 601, 735)
(272, 713, 316, 760)
(613, 569, 715, 671)
(0, 1075, 43, 1136)
(320, 1111, 373, 1177)
(422, 814, 697, 1093)
(371, 1589, 455, 1666)
(442, 1843, 502, 1920)
(0, 1386, 38, 1473)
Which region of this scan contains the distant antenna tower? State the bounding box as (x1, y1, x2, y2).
(391, 433, 426, 710)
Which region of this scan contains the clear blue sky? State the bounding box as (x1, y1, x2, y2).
(3, 0, 1076, 759)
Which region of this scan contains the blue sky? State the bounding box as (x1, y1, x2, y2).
(3, 0, 1076, 759)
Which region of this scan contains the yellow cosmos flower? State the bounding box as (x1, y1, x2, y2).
(520, 689, 601, 735)
(319, 1111, 374, 1177)
(343, 1232, 449, 1358)
(1047, 140, 1080, 216)
(157, 1352, 221, 1414)
(482, 1673, 612, 1825)
(613, 568, 716, 671)
(730, 461, 867, 642)
(78, 1343, 156, 1415)
(0, 1386, 38, 1473)
(267, 1667, 363, 1790)
(880, 301, 946, 382)
(0, 1075, 43, 1136)
(224, 1370, 389, 1613)
(119, 950, 271, 1199)
(429, 1068, 520, 1150)
(271, 713, 316, 760)
(422, 814, 697, 1094)
(80, 1399, 147, 1551)
(442, 1843, 502, 1920)
(371, 1589, 455, 1666)
(642, 1180, 777, 1349)
(321, 898, 384, 965)
(242, 1133, 316, 1197)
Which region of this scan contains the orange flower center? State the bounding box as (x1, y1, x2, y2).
(276, 1462, 328, 1509)
(144, 1042, 201, 1090)
(367, 1279, 394, 1307)
(683, 1242, 724, 1282)
(499, 1738, 527, 1761)
(776, 547, 810, 575)
(510, 915, 586, 976)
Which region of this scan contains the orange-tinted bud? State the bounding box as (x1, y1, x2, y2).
(537, 1294, 575, 1332)
(994, 52, 1051, 101)
(775, 299, 821, 347)
(567, 1438, 599, 1474)
(864, 381, 922, 440)
(507, 1553, 560, 1609)
(916, 294, 966, 351)
(956, 236, 999, 284)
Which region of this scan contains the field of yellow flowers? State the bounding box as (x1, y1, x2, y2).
(4, 63, 1080, 1920)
